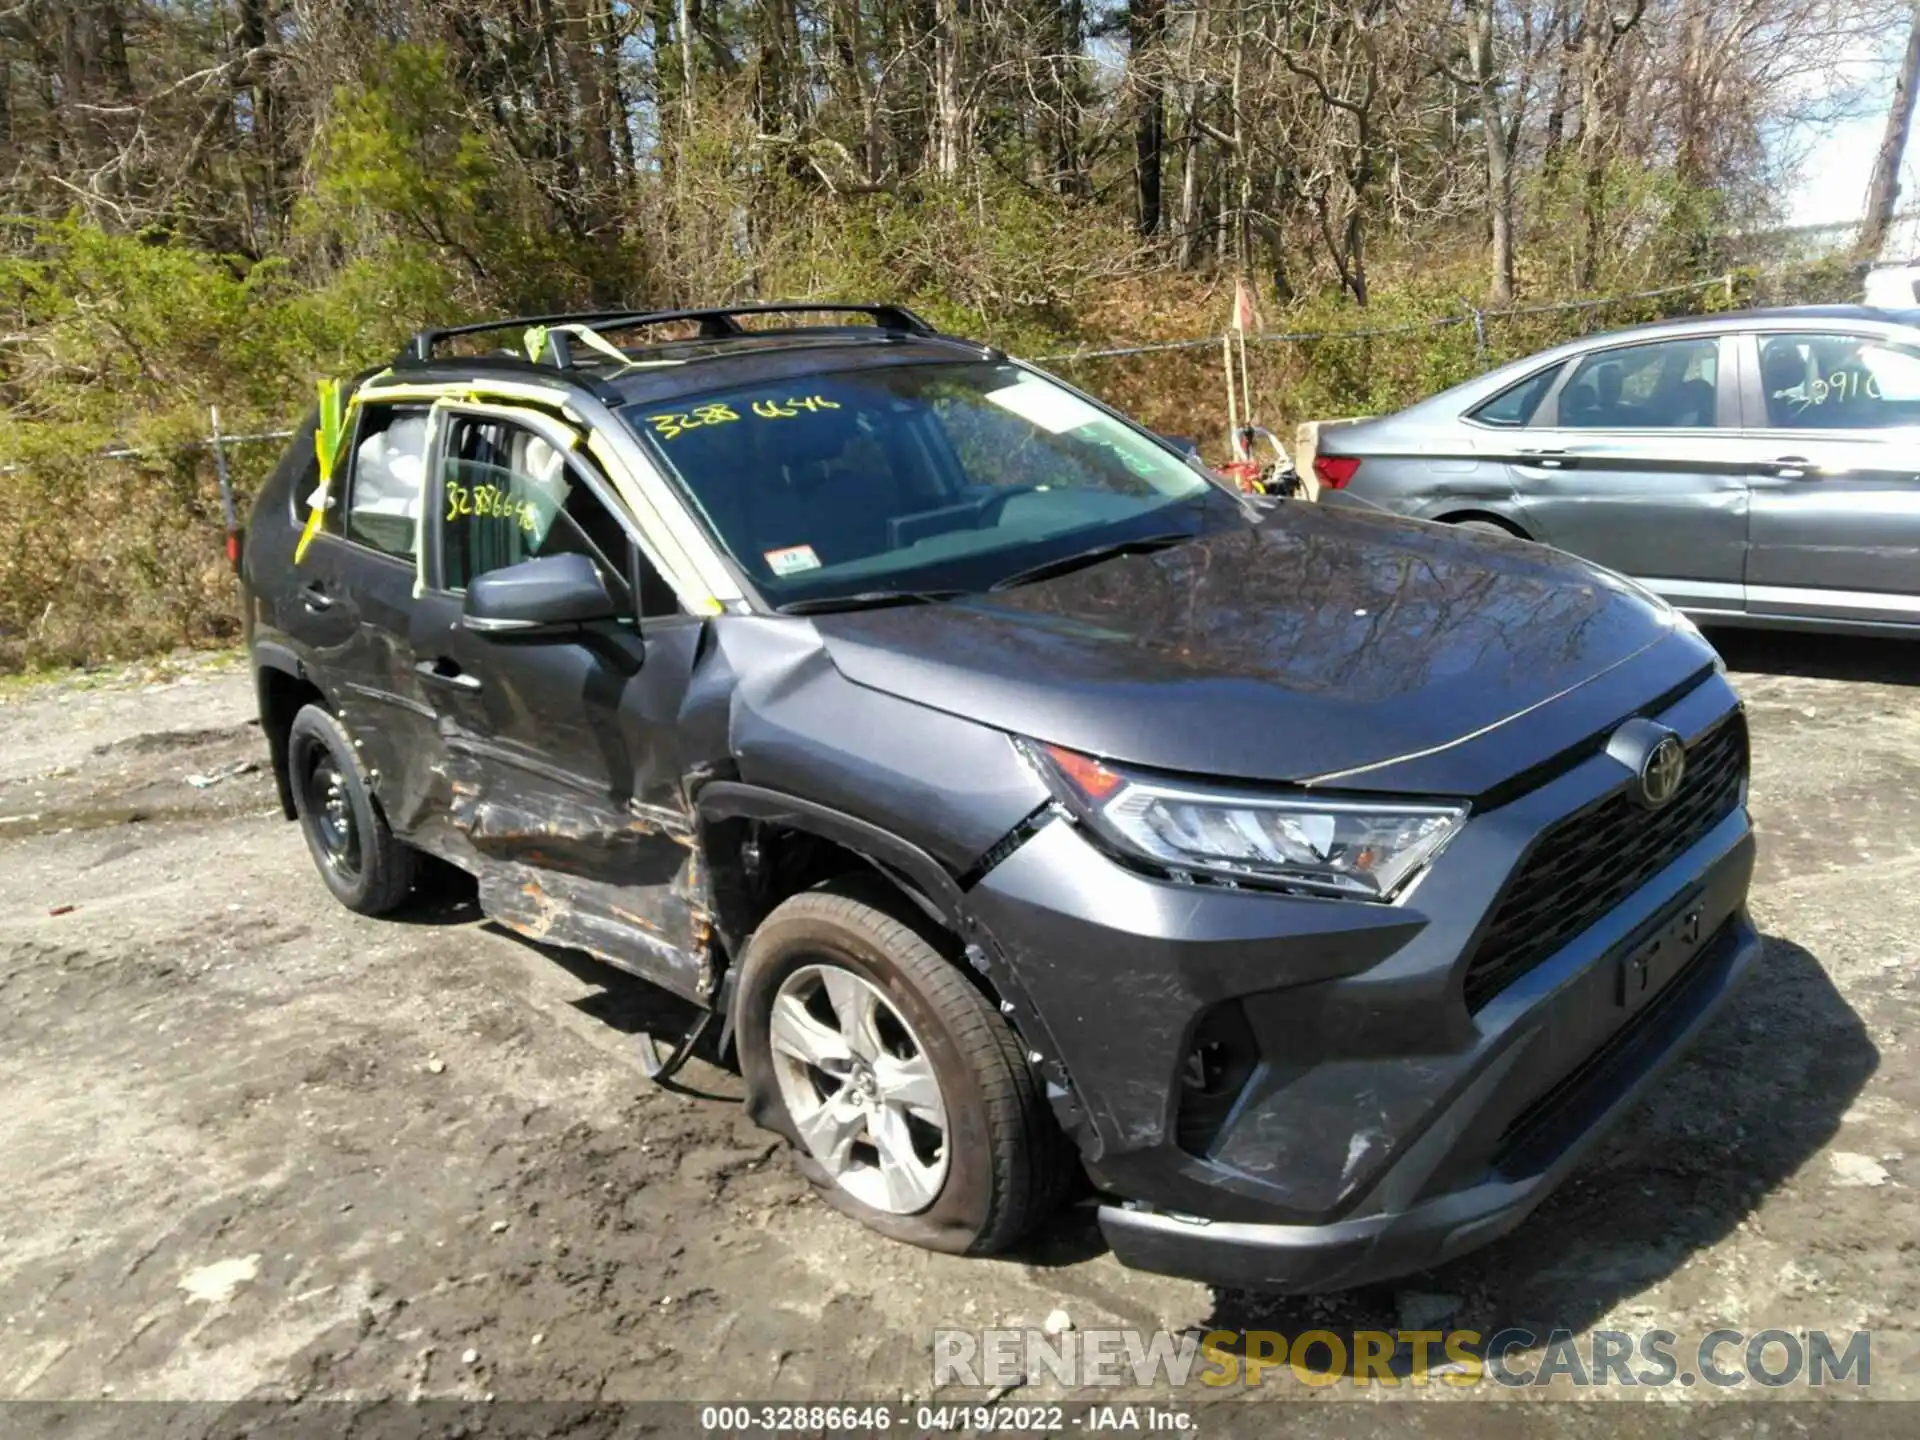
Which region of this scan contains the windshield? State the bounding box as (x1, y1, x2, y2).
(621, 361, 1244, 607)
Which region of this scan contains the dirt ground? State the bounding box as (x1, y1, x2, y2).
(1, 630, 1917, 1423)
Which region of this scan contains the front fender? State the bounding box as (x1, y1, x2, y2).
(693, 781, 1095, 1156)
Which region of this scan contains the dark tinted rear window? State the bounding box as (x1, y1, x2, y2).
(1469, 365, 1560, 427)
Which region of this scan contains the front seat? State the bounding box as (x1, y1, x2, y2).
(1760, 345, 1810, 426)
(744, 412, 903, 567)
(1669, 376, 1716, 428)
(1590, 362, 1624, 423)
(1562, 382, 1601, 427)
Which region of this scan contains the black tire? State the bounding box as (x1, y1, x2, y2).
(736, 875, 1074, 1255)
(1448, 517, 1521, 538)
(286, 703, 418, 916)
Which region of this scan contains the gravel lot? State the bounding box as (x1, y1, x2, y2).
(1, 630, 1916, 1423)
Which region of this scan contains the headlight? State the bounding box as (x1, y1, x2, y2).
(1020, 740, 1466, 901)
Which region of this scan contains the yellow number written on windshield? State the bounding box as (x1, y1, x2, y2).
(645, 395, 840, 440)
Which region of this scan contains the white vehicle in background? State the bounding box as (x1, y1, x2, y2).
(1863, 264, 1920, 308)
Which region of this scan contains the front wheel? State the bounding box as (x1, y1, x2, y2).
(736, 877, 1073, 1255)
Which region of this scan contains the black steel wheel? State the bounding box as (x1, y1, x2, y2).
(287, 704, 418, 916)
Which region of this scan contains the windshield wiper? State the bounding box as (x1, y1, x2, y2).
(988, 532, 1194, 592)
(775, 588, 966, 615)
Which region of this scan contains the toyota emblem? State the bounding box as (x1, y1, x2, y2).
(1639, 734, 1687, 809)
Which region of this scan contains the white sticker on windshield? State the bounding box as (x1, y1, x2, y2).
(764, 543, 822, 576)
(984, 376, 1105, 434)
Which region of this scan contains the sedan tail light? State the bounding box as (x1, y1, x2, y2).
(1313, 454, 1361, 489)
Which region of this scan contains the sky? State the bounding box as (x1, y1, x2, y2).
(1787, 115, 1894, 227)
(1782, 33, 1914, 228)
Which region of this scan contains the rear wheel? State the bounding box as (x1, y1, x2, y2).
(736, 877, 1073, 1255)
(287, 704, 418, 916)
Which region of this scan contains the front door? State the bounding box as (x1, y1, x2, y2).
(1737, 329, 1920, 627)
(1507, 333, 1749, 616)
(410, 403, 715, 997)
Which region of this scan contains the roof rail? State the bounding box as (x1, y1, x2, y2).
(400, 302, 940, 366)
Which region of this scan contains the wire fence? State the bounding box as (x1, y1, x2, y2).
(1028, 271, 1744, 365)
(0, 260, 1872, 543)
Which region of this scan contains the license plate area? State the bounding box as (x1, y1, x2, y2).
(1617, 886, 1707, 1012)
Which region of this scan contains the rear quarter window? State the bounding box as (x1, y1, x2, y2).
(275, 413, 322, 527)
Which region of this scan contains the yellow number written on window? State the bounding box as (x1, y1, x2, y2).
(445, 480, 538, 533)
(750, 395, 843, 419)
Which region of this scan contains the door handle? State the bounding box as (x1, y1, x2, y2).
(1766, 455, 1811, 479)
(1519, 448, 1570, 468)
(299, 581, 335, 612)
(416, 658, 482, 692)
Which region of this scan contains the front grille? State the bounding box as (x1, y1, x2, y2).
(1461, 713, 1747, 1012)
(1490, 917, 1731, 1173)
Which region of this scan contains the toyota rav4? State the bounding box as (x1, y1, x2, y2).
(242, 302, 1758, 1291)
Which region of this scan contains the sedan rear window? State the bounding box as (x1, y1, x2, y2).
(1469, 366, 1559, 427)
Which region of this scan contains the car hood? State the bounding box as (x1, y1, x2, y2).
(807, 504, 1690, 792)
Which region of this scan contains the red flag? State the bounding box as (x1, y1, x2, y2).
(1230, 276, 1259, 333)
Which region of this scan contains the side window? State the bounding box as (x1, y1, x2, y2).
(1557, 338, 1719, 430)
(436, 415, 680, 617)
(1469, 365, 1561, 427)
(345, 405, 430, 557)
(1757, 332, 1920, 430)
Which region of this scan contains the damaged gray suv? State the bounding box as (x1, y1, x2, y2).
(243, 303, 1758, 1291)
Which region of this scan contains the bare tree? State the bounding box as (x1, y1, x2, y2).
(1862, 0, 1920, 259)
(0, 0, 1900, 321)
(1131, 0, 1168, 233)
(932, 0, 970, 175)
(1450, 0, 1525, 305)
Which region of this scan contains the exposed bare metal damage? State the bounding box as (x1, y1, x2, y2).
(480, 862, 711, 1001)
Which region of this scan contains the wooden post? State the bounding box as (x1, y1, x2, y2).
(1222, 331, 1240, 451)
(210, 405, 240, 569)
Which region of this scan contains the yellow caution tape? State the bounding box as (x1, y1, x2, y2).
(294, 377, 358, 564)
(523, 324, 684, 374)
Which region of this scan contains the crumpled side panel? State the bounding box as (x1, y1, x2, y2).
(714, 617, 1049, 872)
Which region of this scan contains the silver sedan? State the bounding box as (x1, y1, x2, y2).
(1314, 305, 1920, 636)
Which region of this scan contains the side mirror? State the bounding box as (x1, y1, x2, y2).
(463, 552, 618, 636)
(1159, 434, 1203, 460)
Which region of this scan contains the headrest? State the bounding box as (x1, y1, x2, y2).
(774, 407, 864, 469)
(1761, 345, 1805, 391)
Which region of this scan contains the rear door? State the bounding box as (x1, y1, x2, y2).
(284, 400, 442, 833)
(1506, 333, 1749, 615)
(1735, 328, 1920, 627)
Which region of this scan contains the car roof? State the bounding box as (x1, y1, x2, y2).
(374, 304, 999, 409)
(608, 334, 995, 407)
(1375, 302, 1920, 424)
(1551, 304, 1920, 347)
(1488, 305, 1920, 376)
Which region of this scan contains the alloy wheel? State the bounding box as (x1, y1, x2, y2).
(767, 963, 950, 1213)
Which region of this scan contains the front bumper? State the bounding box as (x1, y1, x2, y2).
(1098, 910, 1758, 1291)
(965, 674, 1756, 1291)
